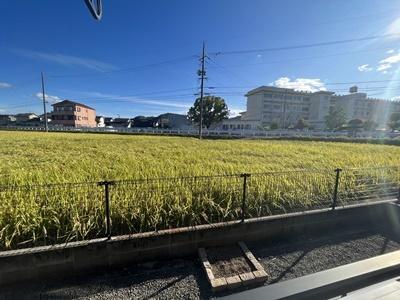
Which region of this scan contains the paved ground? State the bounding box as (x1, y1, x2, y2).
(2, 228, 400, 300)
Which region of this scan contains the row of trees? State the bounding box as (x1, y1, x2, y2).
(324, 107, 400, 131)
(186, 96, 400, 132)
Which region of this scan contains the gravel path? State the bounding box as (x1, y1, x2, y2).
(2, 228, 400, 299)
(249, 229, 400, 284)
(0, 259, 211, 300)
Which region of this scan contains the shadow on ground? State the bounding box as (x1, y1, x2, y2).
(2, 227, 400, 299)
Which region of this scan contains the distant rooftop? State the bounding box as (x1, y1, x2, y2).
(245, 86, 334, 97)
(52, 100, 95, 111)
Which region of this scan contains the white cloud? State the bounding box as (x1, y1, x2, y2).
(387, 49, 395, 54)
(377, 64, 391, 72)
(358, 64, 373, 72)
(35, 92, 62, 103)
(14, 49, 117, 72)
(386, 18, 400, 38)
(380, 54, 400, 65)
(0, 82, 12, 89)
(272, 77, 327, 92)
(229, 108, 245, 117)
(376, 52, 400, 73)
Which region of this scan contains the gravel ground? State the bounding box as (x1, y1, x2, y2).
(249, 229, 400, 284)
(0, 259, 211, 300)
(2, 228, 400, 300)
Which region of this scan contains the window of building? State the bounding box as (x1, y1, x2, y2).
(303, 97, 311, 102)
(273, 104, 281, 110)
(302, 107, 309, 112)
(264, 104, 272, 110)
(263, 93, 272, 98)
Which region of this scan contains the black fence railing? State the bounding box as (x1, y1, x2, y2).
(0, 166, 399, 251)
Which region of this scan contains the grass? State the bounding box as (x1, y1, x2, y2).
(0, 131, 399, 250)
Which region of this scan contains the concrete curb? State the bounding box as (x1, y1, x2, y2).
(219, 249, 400, 300)
(1, 201, 398, 287)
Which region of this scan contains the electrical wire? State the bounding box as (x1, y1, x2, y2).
(210, 33, 400, 56)
(48, 55, 198, 78)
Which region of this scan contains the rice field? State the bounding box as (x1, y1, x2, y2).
(0, 131, 399, 250)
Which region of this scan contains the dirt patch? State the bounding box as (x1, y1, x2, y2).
(206, 244, 255, 278)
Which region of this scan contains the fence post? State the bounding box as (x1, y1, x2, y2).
(98, 180, 114, 239)
(241, 173, 251, 222)
(332, 168, 342, 210)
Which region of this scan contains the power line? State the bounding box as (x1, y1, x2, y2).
(207, 79, 400, 90)
(207, 47, 394, 69)
(210, 33, 400, 56)
(48, 55, 198, 78)
(207, 57, 253, 87)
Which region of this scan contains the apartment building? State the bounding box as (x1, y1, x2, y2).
(52, 100, 96, 127)
(222, 86, 400, 130)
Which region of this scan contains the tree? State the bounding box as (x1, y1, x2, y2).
(388, 112, 400, 131)
(363, 119, 378, 131)
(348, 119, 363, 129)
(187, 96, 229, 129)
(325, 107, 346, 130)
(270, 122, 279, 130)
(348, 119, 363, 137)
(295, 118, 309, 130)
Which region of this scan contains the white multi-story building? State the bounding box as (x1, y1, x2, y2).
(222, 86, 400, 130)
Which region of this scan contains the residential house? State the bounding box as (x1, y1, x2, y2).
(110, 118, 132, 128)
(96, 116, 105, 127)
(0, 115, 16, 126)
(52, 100, 96, 127)
(102, 117, 132, 128)
(14, 113, 38, 122)
(154, 113, 193, 129)
(133, 116, 158, 128)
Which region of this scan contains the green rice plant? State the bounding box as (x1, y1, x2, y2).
(0, 131, 399, 250)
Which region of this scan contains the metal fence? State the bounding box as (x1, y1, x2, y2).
(2, 125, 400, 139)
(0, 166, 399, 250)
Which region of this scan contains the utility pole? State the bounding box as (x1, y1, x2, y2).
(41, 72, 48, 132)
(198, 41, 206, 139)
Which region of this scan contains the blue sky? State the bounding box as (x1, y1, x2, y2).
(1, 0, 400, 117)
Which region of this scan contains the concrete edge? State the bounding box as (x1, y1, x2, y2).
(219, 249, 400, 300)
(1, 201, 399, 286)
(2, 198, 394, 258)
